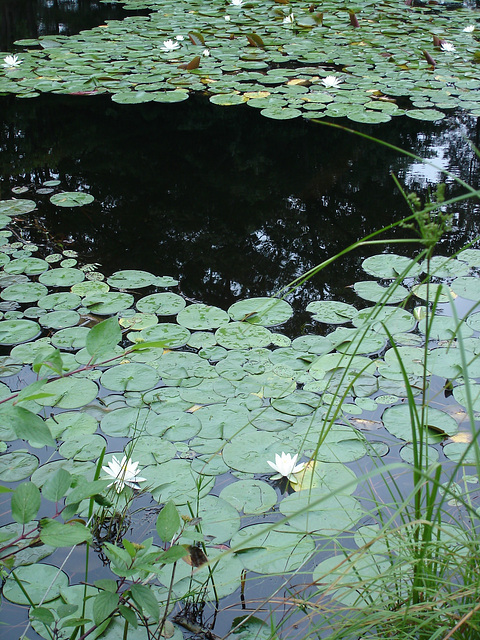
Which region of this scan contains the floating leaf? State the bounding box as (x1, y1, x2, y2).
(50, 192, 94, 207)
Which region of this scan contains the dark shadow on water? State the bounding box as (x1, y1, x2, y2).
(0, 0, 148, 51)
(0, 93, 479, 332)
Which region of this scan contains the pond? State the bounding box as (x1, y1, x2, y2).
(1, 2, 480, 640)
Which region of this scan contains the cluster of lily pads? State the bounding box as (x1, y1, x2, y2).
(0, 189, 479, 636)
(1, 0, 479, 122)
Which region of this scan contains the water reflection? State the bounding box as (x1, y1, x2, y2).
(0, 94, 479, 323)
(0, 0, 145, 51)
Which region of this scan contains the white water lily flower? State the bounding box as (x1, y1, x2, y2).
(225, 15, 231, 21)
(463, 25, 475, 33)
(267, 452, 306, 481)
(283, 13, 295, 24)
(161, 39, 181, 52)
(322, 75, 342, 88)
(231, 0, 243, 6)
(175, 35, 184, 41)
(202, 49, 210, 57)
(102, 455, 146, 493)
(440, 42, 456, 52)
(2, 54, 22, 68)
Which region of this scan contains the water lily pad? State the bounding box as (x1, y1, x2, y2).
(451, 276, 480, 301)
(50, 326, 90, 350)
(39, 310, 80, 329)
(1, 282, 48, 303)
(312, 552, 393, 607)
(143, 459, 215, 505)
(0, 319, 41, 344)
(46, 411, 98, 439)
(215, 322, 272, 349)
(118, 312, 157, 330)
(131, 323, 190, 348)
(230, 523, 314, 574)
(223, 430, 283, 474)
(228, 297, 293, 326)
(0, 199, 36, 215)
(362, 254, 422, 279)
(35, 377, 98, 409)
(220, 479, 278, 514)
(31, 459, 95, 488)
(306, 300, 358, 324)
(180, 495, 240, 544)
(4, 257, 49, 275)
(279, 490, 364, 535)
(39, 267, 85, 287)
(107, 269, 157, 289)
(152, 409, 202, 441)
(0, 451, 39, 481)
(3, 563, 69, 604)
(136, 292, 186, 315)
(100, 363, 159, 392)
(353, 281, 408, 304)
(49, 192, 94, 207)
(59, 434, 107, 461)
(177, 303, 230, 330)
(195, 404, 250, 439)
(82, 291, 134, 315)
(382, 404, 458, 442)
(353, 306, 416, 335)
(412, 283, 455, 304)
(38, 292, 82, 310)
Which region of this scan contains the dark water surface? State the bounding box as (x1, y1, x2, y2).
(1, 93, 480, 332)
(0, 0, 147, 52)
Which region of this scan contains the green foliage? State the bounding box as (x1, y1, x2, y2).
(4, 0, 480, 122)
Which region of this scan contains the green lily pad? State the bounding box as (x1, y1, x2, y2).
(131, 323, 190, 348)
(136, 292, 186, 315)
(228, 297, 293, 326)
(35, 377, 98, 409)
(107, 269, 157, 289)
(0, 319, 41, 344)
(82, 291, 134, 315)
(0, 451, 39, 481)
(49, 192, 94, 207)
(100, 363, 159, 392)
(59, 434, 107, 461)
(4, 257, 49, 275)
(39, 310, 80, 329)
(177, 303, 230, 330)
(362, 254, 422, 279)
(279, 490, 364, 535)
(143, 459, 215, 505)
(219, 479, 278, 514)
(39, 268, 85, 287)
(3, 563, 69, 604)
(306, 300, 358, 324)
(45, 411, 98, 439)
(180, 495, 240, 544)
(215, 322, 272, 349)
(31, 459, 95, 488)
(230, 523, 314, 574)
(353, 281, 408, 304)
(0, 199, 36, 215)
(1, 282, 48, 303)
(38, 292, 82, 310)
(382, 404, 458, 442)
